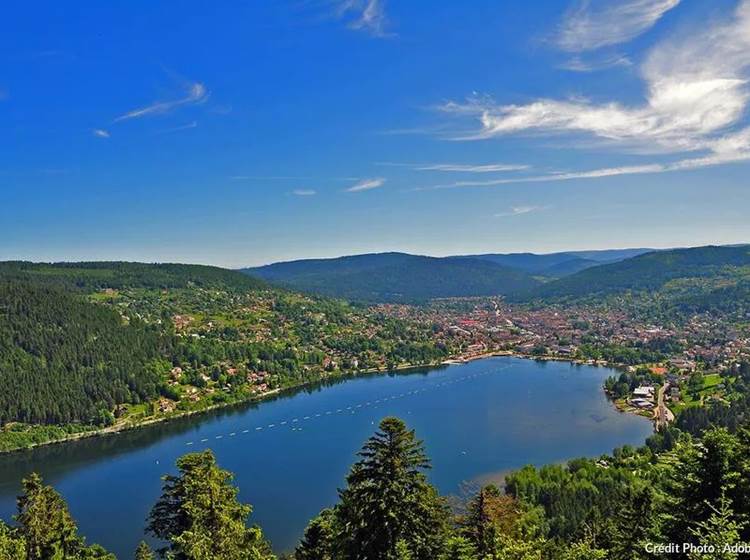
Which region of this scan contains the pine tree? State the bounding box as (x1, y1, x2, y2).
(440, 536, 477, 560)
(135, 540, 156, 560)
(334, 417, 450, 560)
(147, 450, 274, 560)
(664, 429, 742, 545)
(460, 484, 521, 556)
(295, 509, 334, 560)
(0, 521, 25, 560)
(688, 493, 746, 560)
(15, 472, 84, 560)
(392, 540, 413, 560)
(608, 486, 655, 560)
(560, 539, 607, 560)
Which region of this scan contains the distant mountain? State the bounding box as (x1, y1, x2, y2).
(460, 248, 654, 277)
(243, 252, 540, 303)
(513, 245, 750, 306)
(537, 257, 602, 278)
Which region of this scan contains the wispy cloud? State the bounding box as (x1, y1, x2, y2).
(440, 1, 750, 180)
(345, 177, 386, 192)
(114, 82, 208, 122)
(157, 121, 198, 134)
(557, 0, 681, 52)
(337, 0, 391, 37)
(292, 189, 317, 196)
(383, 162, 530, 173)
(494, 205, 547, 217)
(230, 174, 358, 181)
(418, 150, 750, 190)
(92, 128, 110, 139)
(558, 53, 633, 72)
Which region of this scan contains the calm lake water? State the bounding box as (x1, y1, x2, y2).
(0, 357, 652, 556)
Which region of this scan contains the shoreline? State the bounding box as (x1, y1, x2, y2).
(0, 351, 653, 455)
(0, 360, 445, 455)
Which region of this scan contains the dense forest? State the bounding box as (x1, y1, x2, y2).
(513, 245, 750, 312)
(1, 413, 749, 559)
(0, 263, 453, 451)
(245, 253, 539, 303)
(0, 281, 169, 425)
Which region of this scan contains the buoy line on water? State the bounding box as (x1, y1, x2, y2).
(184, 365, 514, 447)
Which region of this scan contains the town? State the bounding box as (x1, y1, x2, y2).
(376, 297, 750, 427)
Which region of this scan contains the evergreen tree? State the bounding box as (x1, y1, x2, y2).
(664, 429, 742, 545)
(492, 534, 544, 560)
(15, 472, 84, 560)
(560, 539, 607, 560)
(13, 473, 114, 560)
(688, 493, 745, 560)
(147, 450, 274, 560)
(440, 536, 476, 560)
(78, 544, 117, 559)
(135, 540, 156, 560)
(608, 486, 655, 560)
(334, 417, 450, 560)
(460, 484, 521, 557)
(392, 540, 413, 560)
(295, 509, 334, 560)
(0, 520, 25, 560)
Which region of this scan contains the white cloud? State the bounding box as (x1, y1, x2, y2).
(414, 163, 530, 173)
(419, 143, 750, 190)
(494, 205, 546, 217)
(115, 82, 208, 122)
(558, 54, 633, 72)
(345, 177, 386, 192)
(338, 0, 390, 37)
(440, 1, 750, 180)
(557, 0, 681, 52)
(92, 128, 110, 138)
(292, 189, 317, 196)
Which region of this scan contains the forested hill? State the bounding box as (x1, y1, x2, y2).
(513, 245, 750, 308)
(0, 261, 266, 292)
(0, 261, 266, 427)
(0, 261, 455, 451)
(243, 252, 539, 303)
(0, 281, 169, 426)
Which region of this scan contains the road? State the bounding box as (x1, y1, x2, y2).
(655, 383, 675, 430)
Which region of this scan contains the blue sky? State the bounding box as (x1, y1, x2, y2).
(2, 0, 750, 267)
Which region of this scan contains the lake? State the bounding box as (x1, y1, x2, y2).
(0, 357, 653, 557)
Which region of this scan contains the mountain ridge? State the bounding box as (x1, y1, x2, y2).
(243, 252, 540, 303)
